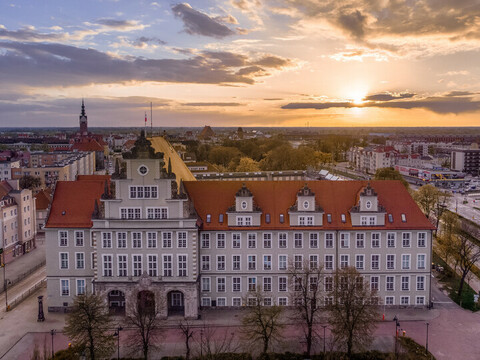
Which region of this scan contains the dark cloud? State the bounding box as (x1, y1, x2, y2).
(445, 91, 476, 97)
(132, 36, 166, 47)
(364, 93, 415, 101)
(94, 18, 139, 29)
(0, 27, 63, 41)
(0, 42, 291, 87)
(236, 65, 265, 76)
(171, 3, 236, 38)
(264, 98, 284, 101)
(282, 94, 480, 114)
(336, 10, 367, 40)
(182, 102, 242, 106)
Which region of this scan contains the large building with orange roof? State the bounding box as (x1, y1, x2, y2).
(45, 132, 434, 317)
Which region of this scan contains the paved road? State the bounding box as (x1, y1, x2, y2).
(149, 136, 196, 185)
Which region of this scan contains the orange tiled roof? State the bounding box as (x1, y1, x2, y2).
(45, 180, 104, 228)
(35, 189, 51, 210)
(72, 139, 104, 152)
(184, 180, 435, 231)
(77, 175, 111, 183)
(0, 181, 13, 199)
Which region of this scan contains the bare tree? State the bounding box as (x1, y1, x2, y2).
(435, 211, 460, 268)
(413, 184, 443, 220)
(196, 319, 240, 360)
(327, 267, 379, 359)
(241, 288, 284, 355)
(452, 229, 480, 299)
(125, 290, 164, 359)
(179, 320, 195, 360)
(288, 258, 324, 357)
(63, 293, 115, 360)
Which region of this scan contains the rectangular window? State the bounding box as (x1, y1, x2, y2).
(387, 254, 395, 270)
(386, 276, 394, 291)
(371, 233, 380, 248)
(310, 255, 318, 269)
(263, 255, 272, 270)
(232, 297, 242, 306)
(417, 254, 426, 270)
(60, 253, 69, 269)
(120, 208, 141, 219)
(356, 233, 365, 248)
(361, 216, 367, 225)
(371, 276, 379, 291)
(61, 279, 69, 296)
(163, 255, 172, 277)
(217, 255, 226, 271)
(309, 233, 318, 248)
(59, 231, 68, 247)
(278, 233, 287, 248)
(201, 298, 211, 307)
(401, 276, 410, 291)
(325, 277, 333, 292)
(217, 233, 226, 248)
(340, 255, 349, 269)
(202, 277, 210, 292)
(340, 233, 350, 248)
(177, 232, 187, 248)
(147, 207, 168, 219)
(263, 277, 272, 292)
(202, 255, 210, 271)
(371, 254, 380, 270)
(76, 253, 84, 269)
(402, 233, 411, 248)
(325, 233, 334, 248)
(118, 255, 127, 277)
(248, 255, 256, 270)
(261, 233, 272, 248)
(325, 255, 333, 270)
(402, 254, 411, 270)
(385, 296, 394, 305)
(248, 234, 256, 249)
(307, 216, 313, 226)
(401, 296, 410, 305)
(148, 255, 158, 277)
(233, 277, 241, 292)
(76, 279, 85, 295)
(232, 233, 241, 248)
(369, 216, 376, 225)
(132, 232, 142, 248)
(387, 233, 396, 248)
(355, 255, 364, 270)
(103, 255, 113, 277)
(309, 276, 318, 291)
(417, 276, 425, 291)
(75, 231, 84, 247)
(418, 232, 426, 248)
(178, 255, 187, 277)
(278, 297, 288, 306)
(263, 297, 272, 306)
(201, 233, 210, 248)
(279, 277, 287, 292)
(248, 277, 256, 291)
(147, 232, 157, 248)
(133, 255, 142, 277)
(416, 296, 425, 305)
(217, 277, 226, 292)
(294, 255, 303, 269)
(162, 232, 172, 248)
(299, 216, 305, 226)
(278, 255, 287, 270)
(233, 255, 241, 270)
(117, 232, 127, 248)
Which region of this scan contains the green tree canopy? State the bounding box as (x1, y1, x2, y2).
(374, 167, 409, 189)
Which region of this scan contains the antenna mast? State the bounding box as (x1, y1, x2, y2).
(150, 102, 153, 137)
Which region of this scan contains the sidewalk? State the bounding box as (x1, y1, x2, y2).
(0, 234, 46, 293)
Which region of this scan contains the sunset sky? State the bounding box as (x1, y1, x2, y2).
(1, 0, 480, 128)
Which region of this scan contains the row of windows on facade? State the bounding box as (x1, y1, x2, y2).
(198, 274, 427, 293)
(58, 252, 426, 274)
(3, 217, 31, 231)
(59, 230, 427, 250)
(59, 253, 188, 277)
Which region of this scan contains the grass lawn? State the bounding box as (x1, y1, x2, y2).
(433, 252, 479, 311)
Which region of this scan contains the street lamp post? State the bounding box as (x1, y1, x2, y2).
(425, 322, 429, 356)
(321, 325, 328, 355)
(393, 315, 400, 360)
(113, 326, 123, 360)
(50, 329, 56, 359)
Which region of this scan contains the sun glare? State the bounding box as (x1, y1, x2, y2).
(344, 84, 369, 105)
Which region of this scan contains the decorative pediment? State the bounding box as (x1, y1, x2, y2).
(236, 183, 253, 197)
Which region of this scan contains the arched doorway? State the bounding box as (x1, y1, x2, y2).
(137, 290, 156, 314)
(167, 291, 184, 316)
(108, 290, 126, 315)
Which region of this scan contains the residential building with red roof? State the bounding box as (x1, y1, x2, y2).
(44, 132, 434, 317)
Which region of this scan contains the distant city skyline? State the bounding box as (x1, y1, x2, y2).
(1, 0, 480, 127)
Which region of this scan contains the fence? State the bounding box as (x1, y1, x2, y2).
(7, 278, 46, 311)
(0, 260, 46, 294)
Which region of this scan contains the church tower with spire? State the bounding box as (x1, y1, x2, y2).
(79, 99, 88, 135)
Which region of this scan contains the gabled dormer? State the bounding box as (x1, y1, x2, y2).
(227, 183, 262, 227)
(350, 182, 386, 226)
(288, 184, 324, 226)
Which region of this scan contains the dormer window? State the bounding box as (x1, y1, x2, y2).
(401, 214, 406, 222)
(219, 214, 224, 223)
(265, 213, 271, 224)
(206, 214, 211, 223)
(279, 214, 285, 223)
(388, 214, 393, 223)
(303, 201, 309, 210)
(241, 201, 247, 210)
(341, 214, 346, 223)
(327, 214, 332, 223)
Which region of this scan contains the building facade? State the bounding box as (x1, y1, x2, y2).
(45, 134, 434, 318)
(451, 149, 480, 175)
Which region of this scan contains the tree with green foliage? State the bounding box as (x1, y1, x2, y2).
(436, 211, 460, 267)
(374, 167, 409, 189)
(63, 293, 115, 360)
(208, 146, 243, 167)
(412, 184, 445, 220)
(241, 289, 284, 355)
(328, 267, 380, 359)
(236, 157, 261, 172)
(19, 175, 42, 190)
